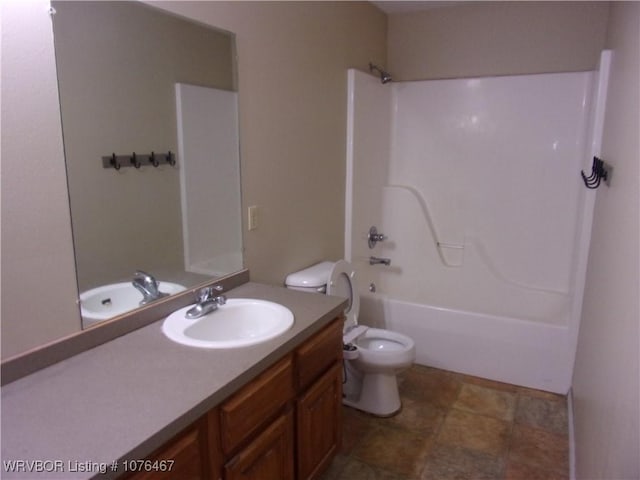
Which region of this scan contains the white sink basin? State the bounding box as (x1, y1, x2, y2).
(162, 298, 294, 349)
(80, 281, 186, 324)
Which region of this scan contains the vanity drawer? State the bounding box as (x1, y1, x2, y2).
(295, 318, 343, 390)
(220, 355, 294, 454)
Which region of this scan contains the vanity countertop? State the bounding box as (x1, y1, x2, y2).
(1, 282, 346, 479)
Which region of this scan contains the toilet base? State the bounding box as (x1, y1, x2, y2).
(343, 368, 402, 417)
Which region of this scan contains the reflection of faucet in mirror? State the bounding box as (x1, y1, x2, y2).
(132, 271, 169, 306)
(186, 286, 227, 319)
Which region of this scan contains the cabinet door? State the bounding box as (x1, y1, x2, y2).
(220, 355, 294, 455)
(295, 318, 342, 391)
(125, 416, 210, 480)
(296, 362, 342, 480)
(224, 410, 294, 480)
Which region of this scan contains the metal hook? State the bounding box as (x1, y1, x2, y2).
(150, 151, 159, 167)
(581, 156, 610, 189)
(131, 152, 141, 169)
(581, 170, 601, 189)
(110, 153, 120, 171)
(167, 151, 176, 166)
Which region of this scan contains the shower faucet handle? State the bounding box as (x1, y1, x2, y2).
(368, 226, 387, 249)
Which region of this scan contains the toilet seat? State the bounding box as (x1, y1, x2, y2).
(327, 260, 360, 331)
(353, 328, 415, 369)
(358, 335, 406, 352)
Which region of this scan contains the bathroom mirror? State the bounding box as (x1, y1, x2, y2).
(51, 1, 243, 328)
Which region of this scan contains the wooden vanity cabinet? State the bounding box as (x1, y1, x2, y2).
(128, 317, 343, 480)
(123, 414, 219, 480)
(224, 409, 294, 480)
(220, 355, 295, 455)
(295, 319, 343, 480)
(220, 355, 295, 480)
(296, 362, 342, 480)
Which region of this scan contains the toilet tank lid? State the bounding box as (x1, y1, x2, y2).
(285, 261, 334, 288)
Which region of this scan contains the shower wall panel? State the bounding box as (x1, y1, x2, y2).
(345, 70, 392, 291)
(348, 70, 595, 324)
(391, 73, 593, 294)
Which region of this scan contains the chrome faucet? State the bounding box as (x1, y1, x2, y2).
(369, 256, 391, 266)
(185, 286, 226, 319)
(132, 270, 168, 305)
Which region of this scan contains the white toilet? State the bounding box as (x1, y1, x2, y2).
(285, 260, 415, 416)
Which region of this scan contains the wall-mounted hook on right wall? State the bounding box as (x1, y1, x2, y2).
(581, 156, 612, 189)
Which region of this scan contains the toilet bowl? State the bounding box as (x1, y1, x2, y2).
(285, 260, 415, 416)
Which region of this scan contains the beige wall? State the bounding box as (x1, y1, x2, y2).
(572, 2, 640, 478)
(155, 1, 387, 285)
(1, 0, 81, 358)
(0, 1, 386, 359)
(387, 1, 610, 80)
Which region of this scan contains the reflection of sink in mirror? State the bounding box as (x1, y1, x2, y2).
(81, 282, 186, 326)
(162, 299, 294, 349)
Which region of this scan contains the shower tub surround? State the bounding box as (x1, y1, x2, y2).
(346, 53, 610, 394)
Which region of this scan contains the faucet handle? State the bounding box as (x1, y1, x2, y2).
(367, 226, 388, 249)
(196, 287, 214, 302)
(196, 285, 224, 302)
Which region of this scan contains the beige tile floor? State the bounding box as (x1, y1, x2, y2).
(321, 364, 569, 480)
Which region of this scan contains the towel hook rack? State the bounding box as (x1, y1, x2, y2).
(581, 156, 611, 189)
(102, 151, 176, 170)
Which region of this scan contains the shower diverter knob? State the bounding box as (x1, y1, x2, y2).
(367, 226, 387, 249)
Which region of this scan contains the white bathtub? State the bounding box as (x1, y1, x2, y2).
(359, 293, 575, 394)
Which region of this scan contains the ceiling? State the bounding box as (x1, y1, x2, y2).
(371, 1, 464, 14)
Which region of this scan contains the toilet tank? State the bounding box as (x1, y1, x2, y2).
(285, 261, 334, 293)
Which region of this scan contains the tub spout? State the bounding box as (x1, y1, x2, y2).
(369, 256, 391, 266)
